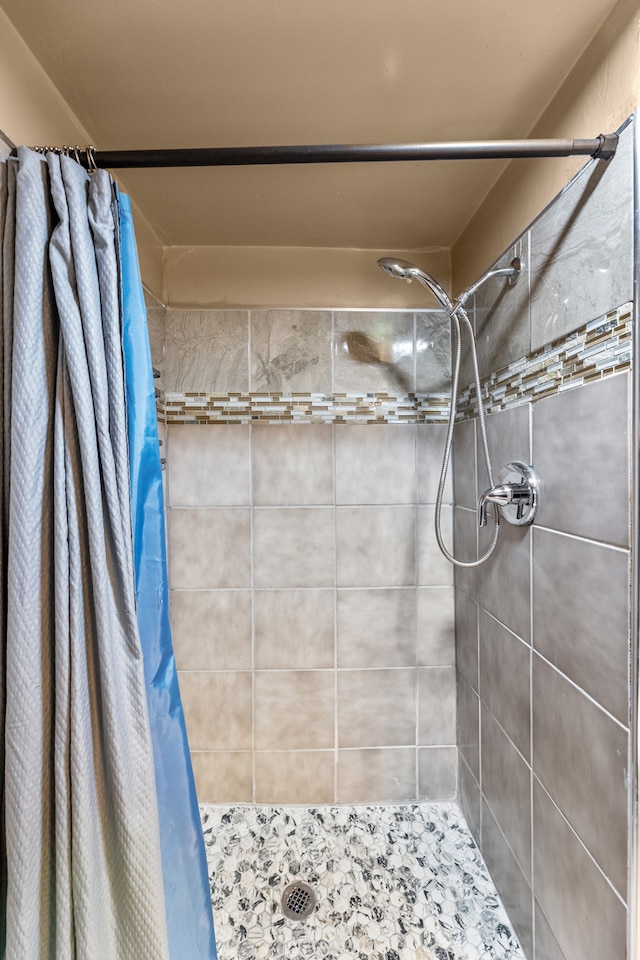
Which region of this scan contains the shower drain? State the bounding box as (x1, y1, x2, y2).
(281, 880, 317, 920)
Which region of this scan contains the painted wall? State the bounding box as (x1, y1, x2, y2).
(454, 119, 634, 960)
(0, 6, 164, 298)
(452, 0, 640, 292)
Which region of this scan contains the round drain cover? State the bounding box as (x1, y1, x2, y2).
(281, 880, 317, 920)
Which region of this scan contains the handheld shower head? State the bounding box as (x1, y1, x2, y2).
(377, 257, 454, 312)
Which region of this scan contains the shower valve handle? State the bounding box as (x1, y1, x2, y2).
(478, 463, 540, 528)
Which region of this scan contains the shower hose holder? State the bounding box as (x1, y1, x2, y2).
(478, 461, 540, 527)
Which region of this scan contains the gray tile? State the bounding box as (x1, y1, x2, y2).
(532, 654, 628, 897)
(455, 588, 478, 690)
(453, 507, 478, 598)
(418, 666, 456, 745)
(477, 521, 531, 642)
(334, 311, 415, 394)
(475, 235, 531, 381)
(479, 610, 530, 761)
(533, 528, 630, 724)
(458, 755, 481, 842)
(179, 671, 252, 751)
(190, 751, 253, 804)
(337, 669, 416, 748)
(168, 423, 251, 506)
(250, 310, 332, 392)
(169, 507, 251, 589)
(477, 402, 532, 498)
(251, 423, 334, 506)
(255, 671, 335, 750)
(417, 423, 452, 504)
(336, 506, 416, 587)
(457, 672, 479, 782)
(534, 904, 568, 960)
(335, 423, 416, 505)
(337, 588, 416, 668)
(452, 418, 477, 509)
(418, 505, 454, 586)
(415, 310, 451, 392)
(417, 586, 455, 666)
(253, 507, 334, 588)
(481, 706, 532, 879)
(255, 751, 334, 804)
(165, 308, 249, 393)
(171, 589, 252, 670)
(337, 747, 416, 803)
(254, 589, 334, 669)
(417, 746, 457, 800)
(532, 373, 630, 545)
(530, 124, 633, 350)
(481, 799, 533, 959)
(533, 780, 627, 960)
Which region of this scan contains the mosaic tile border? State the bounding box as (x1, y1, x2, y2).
(157, 303, 632, 425)
(455, 301, 632, 420)
(201, 801, 526, 960)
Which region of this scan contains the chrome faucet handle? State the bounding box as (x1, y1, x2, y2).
(478, 483, 513, 527)
(478, 462, 540, 528)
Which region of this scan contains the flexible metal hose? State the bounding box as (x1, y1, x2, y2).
(433, 302, 500, 568)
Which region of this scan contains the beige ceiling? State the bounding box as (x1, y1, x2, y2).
(0, 0, 621, 249)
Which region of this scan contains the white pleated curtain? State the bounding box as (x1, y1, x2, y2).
(0, 148, 170, 959)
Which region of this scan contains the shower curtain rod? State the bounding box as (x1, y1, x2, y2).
(24, 134, 618, 168)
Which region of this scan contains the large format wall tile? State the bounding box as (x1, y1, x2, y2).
(452, 419, 477, 510)
(250, 310, 332, 392)
(455, 589, 478, 690)
(253, 507, 334, 588)
(481, 707, 532, 879)
(179, 671, 252, 751)
(476, 522, 531, 642)
(165, 308, 249, 392)
(337, 669, 416, 748)
(474, 235, 531, 382)
(337, 747, 417, 803)
(530, 123, 633, 350)
(335, 423, 416, 505)
(418, 505, 454, 586)
(532, 654, 628, 897)
(479, 610, 530, 761)
(190, 751, 253, 804)
(533, 781, 627, 960)
(417, 746, 457, 800)
(532, 373, 629, 545)
(457, 672, 479, 782)
(337, 505, 416, 587)
(418, 666, 456, 745)
(417, 586, 455, 666)
(171, 590, 252, 670)
(334, 311, 415, 393)
(415, 311, 451, 392)
(481, 799, 533, 959)
(254, 589, 335, 669)
(252, 423, 334, 506)
(337, 587, 416, 668)
(168, 424, 251, 506)
(533, 528, 630, 724)
(417, 423, 452, 504)
(254, 671, 335, 751)
(255, 751, 334, 804)
(478, 402, 532, 497)
(170, 507, 251, 589)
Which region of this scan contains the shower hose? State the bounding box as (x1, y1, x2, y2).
(434, 302, 500, 567)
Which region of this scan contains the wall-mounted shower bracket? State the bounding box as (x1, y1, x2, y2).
(478, 462, 539, 527)
(506, 257, 523, 287)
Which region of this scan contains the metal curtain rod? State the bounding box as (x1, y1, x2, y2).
(25, 134, 618, 169)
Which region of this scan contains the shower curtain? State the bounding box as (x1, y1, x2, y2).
(0, 147, 215, 959)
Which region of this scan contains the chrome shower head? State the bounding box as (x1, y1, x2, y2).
(377, 257, 454, 312)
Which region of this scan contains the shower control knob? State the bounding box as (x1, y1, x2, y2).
(478, 462, 540, 527)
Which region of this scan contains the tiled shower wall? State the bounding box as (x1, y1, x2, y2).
(454, 118, 634, 960)
(150, 306, 460, 806)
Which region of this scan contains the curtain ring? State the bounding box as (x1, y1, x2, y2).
(85, 145, 98, 173)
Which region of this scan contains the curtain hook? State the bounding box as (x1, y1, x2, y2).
(85, 145, 98, 173)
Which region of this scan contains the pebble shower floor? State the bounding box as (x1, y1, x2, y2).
(200, 802, 526, 960)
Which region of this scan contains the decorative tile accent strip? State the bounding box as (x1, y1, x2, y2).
(158, 391, 452, 425)
(456, 302, 633, 421)
(201, 801, 525, 960)
(157, 303, 632, 426)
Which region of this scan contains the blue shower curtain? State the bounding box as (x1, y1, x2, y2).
(117, 192, 218, 960)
